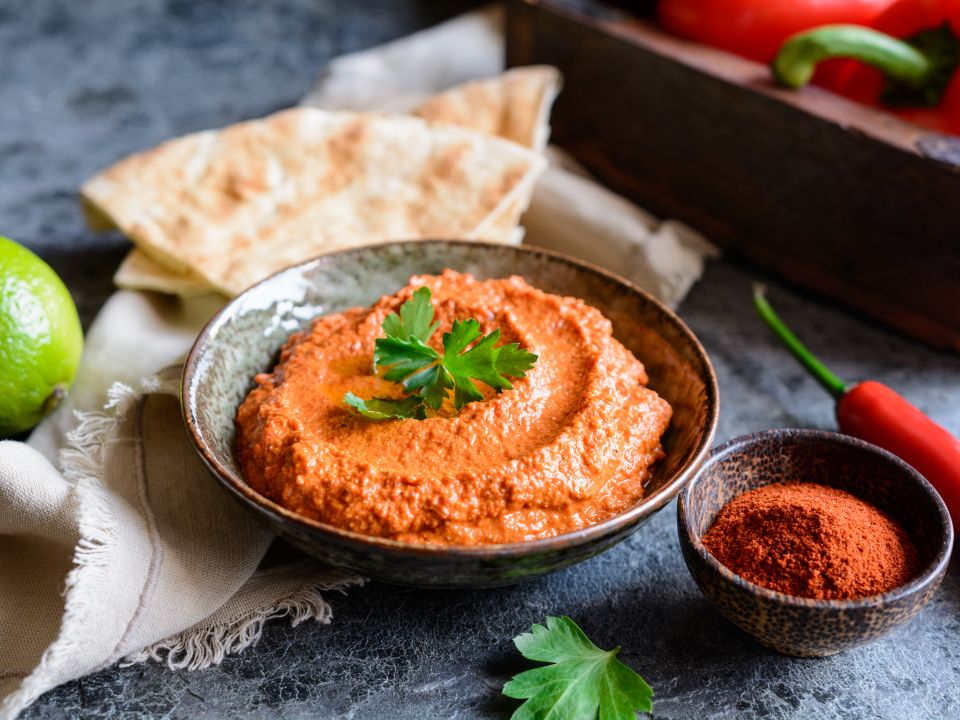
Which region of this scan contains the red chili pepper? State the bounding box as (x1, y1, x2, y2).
(753, 284, 959, 531)
(659, 0, 894, 62)
(772, 0, 960, 135)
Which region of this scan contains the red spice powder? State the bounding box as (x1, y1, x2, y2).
(702, 482, 920, 600)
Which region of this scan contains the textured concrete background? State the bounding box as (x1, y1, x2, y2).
(4, 1, 959, 718)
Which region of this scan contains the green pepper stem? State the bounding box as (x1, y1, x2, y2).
(752, 283, 848, 399)
(772, 24, 932, 89)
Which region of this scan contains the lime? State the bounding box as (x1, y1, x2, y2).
(0, 236, 83, 436)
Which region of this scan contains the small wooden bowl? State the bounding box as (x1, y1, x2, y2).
(678, 429, 953, 657)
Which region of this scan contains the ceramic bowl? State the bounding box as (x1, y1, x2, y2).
(678, 429, 953, 656)
(183, 240, 719, 587)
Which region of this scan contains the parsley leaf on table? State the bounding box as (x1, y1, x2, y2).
(345, 286, 536, 419)
(503, 616, 653, 720)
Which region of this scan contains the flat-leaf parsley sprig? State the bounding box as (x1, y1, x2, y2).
(344, 286, 537, 420)
(503, 616, 654, 720)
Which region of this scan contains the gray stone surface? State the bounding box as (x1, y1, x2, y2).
(4, 1, 959, 718)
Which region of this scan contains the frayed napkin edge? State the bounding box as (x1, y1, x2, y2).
(123, 577, 363, 672)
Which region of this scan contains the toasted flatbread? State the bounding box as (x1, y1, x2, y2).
(104, 67, 561, 296)
(413, 66, 561, 244)
(113, 221, 526, 297)
(113, 248, 214, 297)
(84, 108, 545, 295)
(412, 66, 561, 152)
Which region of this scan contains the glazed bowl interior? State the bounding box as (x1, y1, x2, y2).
(679, 429, 953, 656)
(183, 240, 718, 587)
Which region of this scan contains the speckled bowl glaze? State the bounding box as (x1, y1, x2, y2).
(183, 240, 718, 587)
(679, 429, 953, 656)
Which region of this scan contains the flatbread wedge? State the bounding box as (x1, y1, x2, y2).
(84, 108, 545, 295)
(111, 222, 523, 296)
(412, 65, 561, 152)
(413, 65, 561, 249)
(112, 248, 212, 297)
(106, 67, 561, 296)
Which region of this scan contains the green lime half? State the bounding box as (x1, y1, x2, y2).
(0, 236, 83, 436)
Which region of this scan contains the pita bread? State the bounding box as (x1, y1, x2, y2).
(84, 108, 544, 295)
(113, 248, 214, 297)
(103, 67, 561, 296)
(113, 222, 526, 298)
(412, 66, 560, 245)
(85, 200, 218, 296)
(412, 66, 561, 152)
(114, 219, 529, 297)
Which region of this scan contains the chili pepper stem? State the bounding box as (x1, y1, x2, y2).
(773, 24, 933, 89)
(752, 283, 848, 399)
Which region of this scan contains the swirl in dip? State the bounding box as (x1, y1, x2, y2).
(236, 270, 672, 545)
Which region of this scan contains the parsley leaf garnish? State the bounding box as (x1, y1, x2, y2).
(503, 616, 654, 720)
(343, 392, 426, 420)
(380, 286, 440, 343)
(345, 286, 537, 420)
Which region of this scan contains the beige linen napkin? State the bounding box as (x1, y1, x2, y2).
(0, 5, 717, 718)
(1, 297, 359, 720)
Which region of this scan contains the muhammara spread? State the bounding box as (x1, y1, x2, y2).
(236, 270, 672, 545)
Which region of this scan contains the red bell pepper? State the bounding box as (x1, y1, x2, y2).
(659, 0, 894, 62)
(754, 284, 959, 532)
(772, 0, 960, 135)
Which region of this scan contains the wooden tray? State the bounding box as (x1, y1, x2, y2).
(507, 0, 960, 350)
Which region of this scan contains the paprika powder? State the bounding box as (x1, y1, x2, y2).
(703, 482, 920, 599)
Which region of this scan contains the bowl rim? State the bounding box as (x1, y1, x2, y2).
(678, 427, 954, 609)
(182, 238, 720, 558)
